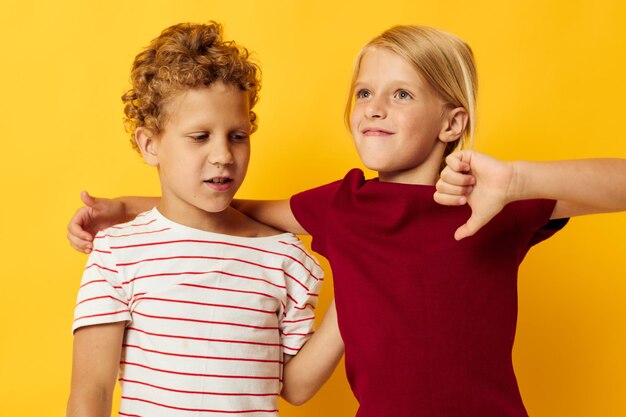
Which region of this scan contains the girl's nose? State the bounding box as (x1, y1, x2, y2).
(365, 96, 386, 119)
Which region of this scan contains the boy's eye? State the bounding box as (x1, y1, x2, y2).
(230, 132, 250, 142)
(395, 90, 412, 100)
(356, 89, 371, 99)
(190, 133, 208, 142)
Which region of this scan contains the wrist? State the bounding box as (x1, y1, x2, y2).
(112, 197, 131, 221)
(506, 161, 526, 203)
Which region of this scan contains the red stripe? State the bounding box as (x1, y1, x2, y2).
(123, 344, 281, 364)
(74, 310, 128, 322)
(121, 361, 280, 380)
(111, 218, 157, 229)
(282, 316, 315, 324)
(294, 303, 317, 311)
(279, 240, 322, 268)
(117, 255, 310, 291)
(121, 396, 277, 414)
(120, 378, 278, 396)
(121, 270, 287, 290)
(79, 279, 123, 290)
(84, 263, 118, 274)
(95, 228, 170, 239)
(92, 248, 112, 254)
(179, 282, 277, 300)
(118, 412, 142, 417)
(76, 295, 127, 308)
(281, 331, 314, 337)
(132, 296, 276, 315)
(127, 327, 281, 348)
(132, 310, 278, 330)
(110, 238, 322, 280)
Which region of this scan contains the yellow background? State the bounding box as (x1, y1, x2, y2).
(1, 1, 625, 416)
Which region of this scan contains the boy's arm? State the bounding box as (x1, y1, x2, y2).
(66, 322, 125, 417)
(281, 301, 344, 405)
(67, 192, 159, 253)
(232, 199, 308, 235)
(434, 151, 626, 240)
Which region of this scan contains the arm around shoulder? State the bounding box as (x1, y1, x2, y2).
(232, 199, 308, 235)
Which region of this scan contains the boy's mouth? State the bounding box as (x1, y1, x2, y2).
(205, 177, 233, 184)
(204, 177, 234, 191)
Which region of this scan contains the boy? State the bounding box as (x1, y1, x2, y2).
(66, 22, 343, 417)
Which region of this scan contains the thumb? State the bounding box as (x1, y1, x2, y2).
(80, 191, 98, 208)
(454, 212, 488, 241)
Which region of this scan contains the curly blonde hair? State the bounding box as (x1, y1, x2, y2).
(122, 22, 261, 153)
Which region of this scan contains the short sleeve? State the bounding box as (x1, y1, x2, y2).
(509, 199, 569, 255)
(290, 179, 342, 257)
(277, 240, 325, 355)
(72, 234, 131, 333)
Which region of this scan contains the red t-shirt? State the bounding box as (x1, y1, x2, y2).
(291, 169, 567, 417)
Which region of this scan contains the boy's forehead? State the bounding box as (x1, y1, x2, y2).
(162, 84, 251, 126)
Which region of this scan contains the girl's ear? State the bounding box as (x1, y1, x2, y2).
(439, 107, 468, 143)
(135, 127, 159, 166)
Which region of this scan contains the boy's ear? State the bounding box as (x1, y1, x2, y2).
(134, 127, 159, 166)
(439, 107, 468, 143)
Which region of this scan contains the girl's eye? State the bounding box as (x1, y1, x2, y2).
(356, 89, 371, 99)
(395, 90, 412, 100)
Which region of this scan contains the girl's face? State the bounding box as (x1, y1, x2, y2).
(350, 47, 450, 184)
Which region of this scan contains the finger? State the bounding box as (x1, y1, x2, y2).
(433, 191, 467, 206)
(80, 190, 98, 207)
(445, 150, 472, 173)
(439, 168, 475, 187)
(67, 215, 94, 242)
(435, 183, 473, 199)
(67, 232, 93, 254)
(454, 213, 487, 241)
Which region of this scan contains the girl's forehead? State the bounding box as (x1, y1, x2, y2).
(356, 47, 423, 85)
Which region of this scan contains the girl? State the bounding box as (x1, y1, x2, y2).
(67, 25, 626, 417)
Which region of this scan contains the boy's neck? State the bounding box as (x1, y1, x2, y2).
(156, 200, 281, 238)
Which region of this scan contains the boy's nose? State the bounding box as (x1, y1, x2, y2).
(208, 140, 234, 167)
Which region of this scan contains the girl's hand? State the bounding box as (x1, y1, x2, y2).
(434, 150, 515, 240)
(67, 192, 126, 253)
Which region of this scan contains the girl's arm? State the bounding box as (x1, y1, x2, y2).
(281, 300, 344, 405)
(66, 322, 125, 417)
(232, 199, 308, 235)
(434, 150, 626, 240)
(67, 192, 159, 253)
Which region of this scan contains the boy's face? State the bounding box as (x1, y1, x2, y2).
(350, 47, 449, 184)
(143, 82, 252, 224)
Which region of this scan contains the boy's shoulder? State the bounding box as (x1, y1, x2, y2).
(96, 208, 161, 239)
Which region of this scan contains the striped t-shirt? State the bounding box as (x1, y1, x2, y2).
(73, 208, 323, 416)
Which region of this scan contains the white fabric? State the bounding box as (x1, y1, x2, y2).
(73, 208, 323, 416)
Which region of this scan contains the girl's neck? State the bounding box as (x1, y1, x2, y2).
(377, 151, 442, 185)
